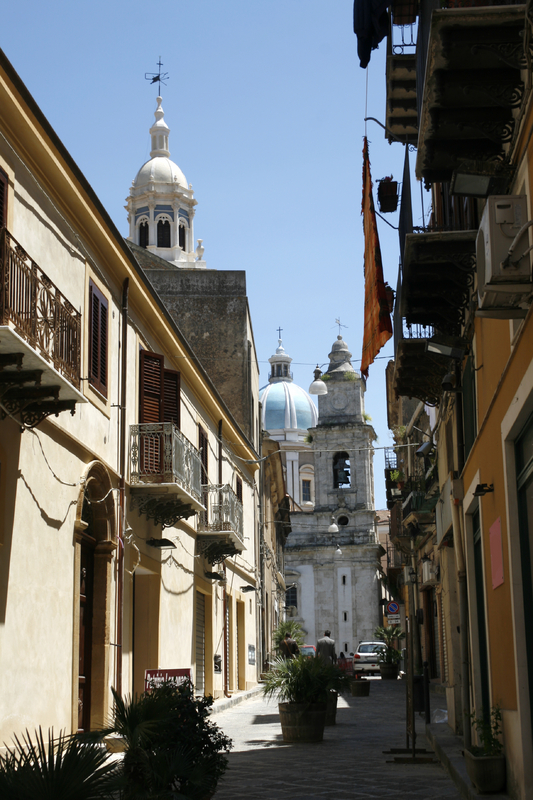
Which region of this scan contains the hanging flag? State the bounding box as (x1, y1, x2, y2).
(360, 136, 392, 378)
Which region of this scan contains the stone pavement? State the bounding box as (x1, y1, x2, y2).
(210, 679, 464, 800)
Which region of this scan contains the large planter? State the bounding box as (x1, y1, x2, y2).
(464, 749, 506, 794)
(278, 702, 327, 743)
(350, 679, 371, 697)
(379, 663, 399, 680)
(325, 691, 338, 725)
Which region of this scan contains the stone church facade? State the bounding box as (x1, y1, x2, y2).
(261, 336, 381, 653)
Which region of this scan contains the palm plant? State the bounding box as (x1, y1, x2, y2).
(0, 727, 118, 800)
(263, 655, 350, 704)
(374, 625, 405, 664)
(272, 620, 305, 655)
(83, 681, 232, 800)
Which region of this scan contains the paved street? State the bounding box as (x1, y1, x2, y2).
(210, 680, 462, 799)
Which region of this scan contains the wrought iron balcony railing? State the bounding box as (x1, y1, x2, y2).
(0, 227, 81, 387)
(198, 484, 244, 546)
(129, 422, 203, 503)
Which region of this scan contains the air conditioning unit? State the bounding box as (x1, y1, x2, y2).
(476, 195, 533, 318)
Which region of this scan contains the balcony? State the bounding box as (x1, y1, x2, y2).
(196, 484, 244, 563)
(0, 227, 84, 428)
(129, 422, 205, 528)
(416, 5, 527, 185)
(386, 23, 418, 145)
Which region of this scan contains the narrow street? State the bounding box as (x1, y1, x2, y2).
(210, 680, 462, 799)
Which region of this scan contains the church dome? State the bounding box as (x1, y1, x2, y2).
(260, 381, 318, 431)
(260, 338, 318, 432)
(133, 156, 187, 191)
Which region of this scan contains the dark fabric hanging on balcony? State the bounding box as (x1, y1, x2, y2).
(353, 0, 389, 68)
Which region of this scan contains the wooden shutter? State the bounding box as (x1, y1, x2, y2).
(140, 350, 164, 423)
(163, 370, 180, 427)
(0, 169, 7, 227)
(236, 476, 243, 503)
(88, 281, 108, 397)
(140, 351, 180, 427)
(199, 426, 208, 486)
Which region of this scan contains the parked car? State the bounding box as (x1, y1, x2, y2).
(300, 644, 316, 658)
(353, 641, 385, 675)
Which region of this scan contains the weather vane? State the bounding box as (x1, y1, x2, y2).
(334, 318, 348, 335)
(145, 57, 169, 94)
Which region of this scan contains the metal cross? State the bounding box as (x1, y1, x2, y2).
(277, 326, 283, 339)
(335, 318, 348, 335)
(145, 57, 169, 94)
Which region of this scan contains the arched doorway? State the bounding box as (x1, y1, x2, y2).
(73, 461, 117, 732)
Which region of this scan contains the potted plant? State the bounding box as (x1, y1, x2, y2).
(465, 705, 506, 794)
(272, 620, 305, 658)
(375, 625, 405, 680)
(377, 176, 399, 213)
(83, 680, 232, 799)
(262, 655, 349, 741)
(350, 673, 371, 697)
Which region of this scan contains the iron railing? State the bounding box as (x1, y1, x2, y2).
(129, 422, 203, 502)
(198, 484, 244, 545)
(0, 227, 81, 387)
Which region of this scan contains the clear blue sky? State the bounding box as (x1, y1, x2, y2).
(2, 1, 427, 509)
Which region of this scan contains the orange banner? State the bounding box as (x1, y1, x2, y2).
(360, 137, 392, 378)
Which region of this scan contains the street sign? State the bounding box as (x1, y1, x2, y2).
(387, 614, 400, 623)
(386, 601, 399, 615)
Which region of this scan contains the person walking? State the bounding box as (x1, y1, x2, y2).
(280, 631, 299, 659)
(316, 630, 336, 664)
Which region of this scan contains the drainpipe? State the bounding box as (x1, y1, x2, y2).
(450, 484, 471, 750)
(116, 278, 129, 697)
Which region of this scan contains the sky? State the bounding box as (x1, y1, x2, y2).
(2, 1, 427, 509)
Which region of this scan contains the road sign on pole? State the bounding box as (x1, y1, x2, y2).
(386, 601, 399, 615)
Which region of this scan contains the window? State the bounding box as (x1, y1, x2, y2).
(236, 476, 243, 503)
(301, 480, 311, 503)
(139, 350, 180, 426)
(286, 585, 297, 609)
(343, 611, 348, 621)
(342, 575, 346, 585)
(0, 168, 8, 227)
(178, 223, 186, 250)
(157, 219, 171, 248)
(199, 426, 208, 486)
(333, 452, 350, 488)
(139, 221, 149, 248)
(88, 281, 108, 398)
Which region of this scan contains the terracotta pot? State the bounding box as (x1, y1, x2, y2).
(464, 749, 506, 794)
(350, 679, 371, 697)
(278, 701, 327, 743)
(379, 663, 399, 680)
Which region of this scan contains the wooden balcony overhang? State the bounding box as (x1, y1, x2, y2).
(393, 337, 452, 405)
(386, 52, 418, 144)
(416, 5, 527, 184)
(401, 230, 477, 335)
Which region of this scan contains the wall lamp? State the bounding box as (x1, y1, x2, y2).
(442, 371, 462, 393)
(473, 483, 494, 497)
(240, 585, 257, 593)
(309, 366, 328, 395)
(205, 571, 226, 583)
(426, 338, 466, 361)
(449, 159, 514, 198)
(416, 440, 434, 458)
(146, 537, 176, 549)
(328, 516, 339, 534)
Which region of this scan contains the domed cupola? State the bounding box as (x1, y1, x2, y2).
(126, 96, 205, 268)
(260, 338, 318, 438)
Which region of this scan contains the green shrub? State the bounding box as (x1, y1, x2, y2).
(263, 655, 350, 704)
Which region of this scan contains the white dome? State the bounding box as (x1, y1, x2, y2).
(133, 156, 187, 191)
(260, 381, 318, 432)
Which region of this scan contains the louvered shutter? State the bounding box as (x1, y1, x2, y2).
(88, 281, 108, 397)
(163, 369, 180, 427)
(140, 350, 164, 423)
(0, 169, 7, 227)
(199, 426, 208, 486)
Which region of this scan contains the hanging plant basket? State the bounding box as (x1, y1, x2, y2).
(391, 0, 418, 25)
(377, 179, 399, 213)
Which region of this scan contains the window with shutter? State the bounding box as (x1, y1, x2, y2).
(139, 350, 180, 427)
(0, 169, 8, 227)
(236, 476, 243, 503)
(88, 281, 108, 398)
(199, 426, 208, 486)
